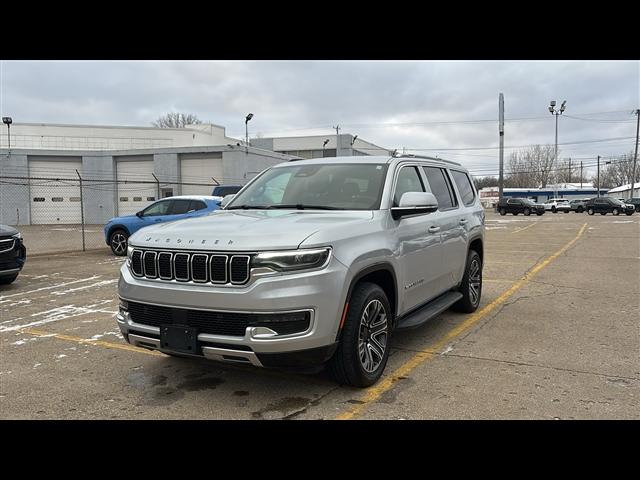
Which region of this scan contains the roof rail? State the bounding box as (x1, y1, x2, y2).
(396, 153, 461, 166)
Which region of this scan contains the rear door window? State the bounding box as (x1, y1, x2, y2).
(422, 166, 457, 209)
(188, 200, 207, 211)
(450, 170, 476, 206)
(170, 199, 192, 215)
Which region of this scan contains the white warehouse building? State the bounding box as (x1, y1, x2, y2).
(0, 121, 388, 225)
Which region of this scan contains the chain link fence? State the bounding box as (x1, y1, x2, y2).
(0, 174, 244, 255)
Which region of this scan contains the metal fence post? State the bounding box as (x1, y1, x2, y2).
(76, 169, 86, 252)
(152, 173, 160, 199)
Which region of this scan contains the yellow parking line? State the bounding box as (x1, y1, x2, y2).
(20, 327, 164, 356)
(335, 222, 588, 420)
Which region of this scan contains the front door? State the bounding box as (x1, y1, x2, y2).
(392, 165, 444, 313)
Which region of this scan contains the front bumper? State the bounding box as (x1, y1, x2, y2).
(116, 256, 349, 366)
(0, 240, 26, 276)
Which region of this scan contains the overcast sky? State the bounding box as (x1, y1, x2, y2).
(1, 60, 638, 176)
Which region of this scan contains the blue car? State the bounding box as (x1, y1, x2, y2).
(104, 195, 221, 255)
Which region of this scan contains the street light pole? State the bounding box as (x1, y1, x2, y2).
(632, 109, 639, 199)
(597, 155, 600, 197)
(2, 117, 12, 159)
(244, 113, 253, 155)
(548, 100, 566, 198)
(498, 93, 504, 199)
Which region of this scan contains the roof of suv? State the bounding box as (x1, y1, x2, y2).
(277, 154, 462, 168)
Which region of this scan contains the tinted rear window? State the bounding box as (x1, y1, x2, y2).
(423, 167, 457, 209)
(450, 170, 476, 206)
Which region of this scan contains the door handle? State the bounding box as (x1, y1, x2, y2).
(459, 219, 468, 225)
(428, 226, 441, 233)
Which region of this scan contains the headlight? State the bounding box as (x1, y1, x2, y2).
(12, 232, 22, 240)
(126, 245, 134, 266)
(252, 247, 331, 272)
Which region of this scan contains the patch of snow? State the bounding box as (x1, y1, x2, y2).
(55, 354, 67, 359)
(0, 275, 101, 301)
(33, 363, 42, 369)
(51, 279, 117, 296)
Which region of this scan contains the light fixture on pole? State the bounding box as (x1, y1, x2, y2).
(244, 113, 253, 153)
(2, 116, 12, 158)
(322, 139, 330, 150)
(351, 134, 358, 146)
(548, 100, 566, 198)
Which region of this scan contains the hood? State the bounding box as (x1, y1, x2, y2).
(108, 214, 138, 223)
(0, 224, 19, 237)
(129, 209, 374, 251)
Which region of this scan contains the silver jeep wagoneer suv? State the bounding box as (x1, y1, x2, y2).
(116, 155, 485, 386)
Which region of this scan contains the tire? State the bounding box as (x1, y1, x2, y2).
(625, 211, 633, 216)
(537, 212, 543, 216)
(499, 208, 506, 216)
(587, 208, 595, 215)
(452, 249, 482, 313)
(577, 207, 583, 213)
(328, 282, 391, 388)
(523, 208, 530, 216)
(552, 206, 557, 213)
(109, 229, 129, 256)
(0, 274, 18, 285)
(612, 208, 620, 216)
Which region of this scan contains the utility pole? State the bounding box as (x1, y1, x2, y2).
(580, 160, 583, 189)
(333, 125, 340, 157)
(568, 158, 571, 184)
(632, 109, 639, 199)
(499, 93, 504, 199)
(597, 155, 600, 197)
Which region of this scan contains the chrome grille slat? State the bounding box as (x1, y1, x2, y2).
(0, 238, 15, 253)
(143, 251, 157, 278)
(130, 249, 253, 285)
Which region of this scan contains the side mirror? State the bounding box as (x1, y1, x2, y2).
(136, 211, 143, 218)
(391, 192, 438, 220)
(220, 194, 236, 208)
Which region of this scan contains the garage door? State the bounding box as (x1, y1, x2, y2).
(180, 154, 222, 196)
(29, 159, 83, 224)
(117, 160, 156, 216)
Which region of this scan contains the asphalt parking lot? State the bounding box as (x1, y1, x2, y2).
(1, 211, 638, 419)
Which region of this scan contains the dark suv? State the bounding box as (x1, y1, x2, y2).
(497, 197, 545, 216)
(0, 225, 27, 285)
(584, 197, 635, 216)
(624, 197, 640, 212)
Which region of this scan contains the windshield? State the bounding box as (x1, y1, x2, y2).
(227, 163, 388, 210)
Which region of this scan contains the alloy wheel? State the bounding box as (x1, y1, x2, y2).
(358, 299, 388, 373)
(111, 233, 127, 254)
(469, 257, 482, 307)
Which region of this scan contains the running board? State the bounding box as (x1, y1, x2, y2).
(395, 291, 463, 330)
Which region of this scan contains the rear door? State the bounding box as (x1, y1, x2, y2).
(423, 166, 467, 290)
(392, 164, 444, 313)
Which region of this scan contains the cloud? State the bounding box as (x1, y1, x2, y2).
(1, 60, 638, 175)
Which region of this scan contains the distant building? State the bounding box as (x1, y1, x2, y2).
(251, 134, 390, 158)
(478, 184, 608, 208)
(607, 183, 640, 199)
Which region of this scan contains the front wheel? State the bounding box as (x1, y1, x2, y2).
(552, 206, 557, 213)
(523, 208, 530, 216)
(499, 208, 506, 216)
(612, 208, 620, 216)
(328, 282, 391, 387)
(625, 211, 633, 216)
(452, 249, 482, 313)
(587, 208, 595, 215)
(110, 229, 129, 256)
(577, 207, 584, 213)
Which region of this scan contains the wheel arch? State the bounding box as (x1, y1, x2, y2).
(107, 224, 130, 240)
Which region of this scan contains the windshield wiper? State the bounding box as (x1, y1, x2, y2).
(268, 204, 342, 210)
(226, 205, 272, 210)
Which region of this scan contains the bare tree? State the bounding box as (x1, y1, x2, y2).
(506, 145, 556, 188)
(152, 112, 202, 128)
(592, 152, 639, 188)
(473, 176, 498, 190)
(555, 158, 589, 185)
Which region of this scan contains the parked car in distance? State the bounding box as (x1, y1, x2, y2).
(0, 225, 27, 285)
(584, 197, 635, 216)
(104, 196, 221, 256)
(569, 199, 587, 213)
(624, 197, 640, 212)
(116, 155, 485, 387)
(211, 185, 243, 198)
(497, 197, 545, 216)
(542, 198, 571, 213)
